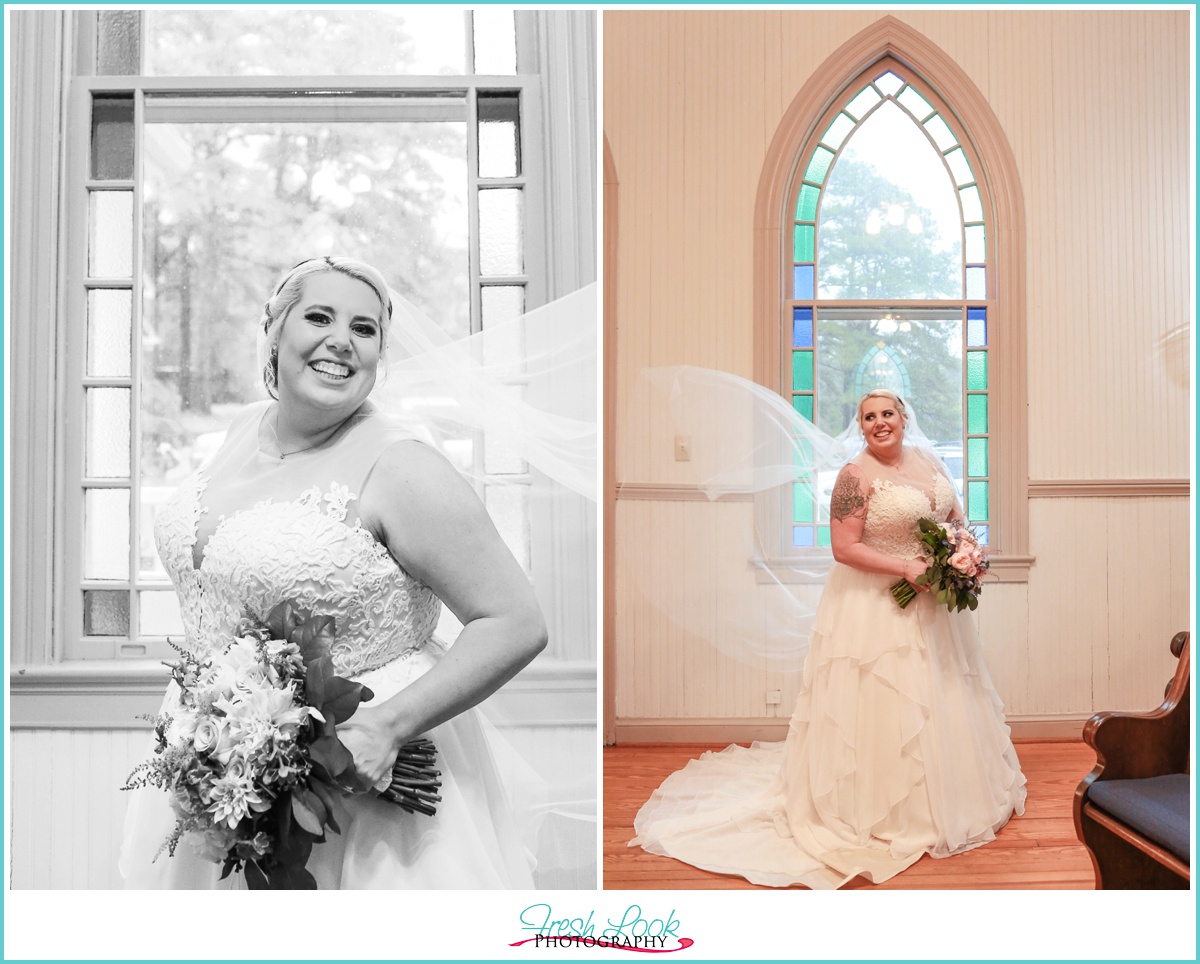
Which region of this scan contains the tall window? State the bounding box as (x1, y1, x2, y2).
(785, 58, 993, 553)
(66, 9, 567, 660)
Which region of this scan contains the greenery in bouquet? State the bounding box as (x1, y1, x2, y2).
(123, 601, 441, 889)
(889, 517, 989, 612)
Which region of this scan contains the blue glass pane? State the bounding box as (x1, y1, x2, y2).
(792, 307, 813, 347)
(793, 265, 814, 299)
(792, 526, 814, 548)
(975, 525, 989, 546)
(967, 307, 987, 347)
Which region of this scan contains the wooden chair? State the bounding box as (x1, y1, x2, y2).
(1074, 631, 1190, 889)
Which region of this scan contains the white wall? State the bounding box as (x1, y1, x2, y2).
(606, 10, 1191, 736)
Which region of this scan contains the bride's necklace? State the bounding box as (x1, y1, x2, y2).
(264, 409, 351, 460)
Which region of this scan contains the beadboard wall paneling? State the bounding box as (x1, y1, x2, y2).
(605, 10, 1192, 735)
(9, 724, 596, 889)
(605, 9, 1191, 484)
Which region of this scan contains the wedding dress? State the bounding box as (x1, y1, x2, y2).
(120, 401, 537, 888)
(630, 448, 1027, 889)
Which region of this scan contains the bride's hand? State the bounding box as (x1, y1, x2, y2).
(903, 558, 930, 592)
(335, 705, 405, 792)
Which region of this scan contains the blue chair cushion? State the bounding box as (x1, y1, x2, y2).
(1088, 773, 1190, 863)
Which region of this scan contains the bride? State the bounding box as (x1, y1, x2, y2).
(631, 389, 1027, 889)
(121, 256, 551, 888)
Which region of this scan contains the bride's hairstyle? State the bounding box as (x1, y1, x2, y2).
(258, 256, 395, 399)
(856, 389, 909, 426)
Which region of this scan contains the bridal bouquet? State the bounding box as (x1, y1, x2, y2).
(123, 601, 441, 889)
(890, 518, 989, 612)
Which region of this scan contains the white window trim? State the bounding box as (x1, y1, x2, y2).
(9, 9, 596, 729)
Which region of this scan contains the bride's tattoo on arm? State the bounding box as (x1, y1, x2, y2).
(830, 474, 867, 522)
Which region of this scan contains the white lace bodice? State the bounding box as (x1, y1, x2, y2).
(154, 404, 442, 678)
(857, 450, 957, 559)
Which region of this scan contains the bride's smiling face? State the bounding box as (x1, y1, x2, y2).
(859, 396, 907, 458)
(274, 271, 384, 415)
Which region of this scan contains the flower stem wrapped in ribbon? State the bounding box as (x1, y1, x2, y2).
(123, 600, 442, 889)
(890, 518, 990, 612)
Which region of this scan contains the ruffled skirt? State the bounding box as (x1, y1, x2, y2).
(630, 563, 1027, 889)
(120, 643, 537, 889)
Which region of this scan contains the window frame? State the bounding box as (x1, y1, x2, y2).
(10, 8, 596, 727)
(751, 18, 1032, 583)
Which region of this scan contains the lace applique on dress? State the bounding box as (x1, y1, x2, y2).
(155, 476, 441, 679)
(861, 474, 956, 559)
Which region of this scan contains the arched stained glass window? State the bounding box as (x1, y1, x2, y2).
(787, 58, 992, 550)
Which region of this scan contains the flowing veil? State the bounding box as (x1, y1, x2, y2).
(622, 364, 956, 670)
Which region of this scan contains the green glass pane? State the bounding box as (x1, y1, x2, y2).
(792, 351, 813, 392)
(793, 483, 814, 523)
(967, 394, 988, 434)
(816, 525, 831, 548)
(820, 113, 855, 150)
(897, 86, 933, 119)
(966, 350, 988, 390)
(845, 85, 882, 120)
(967, 438, 988, 478)
(792, 434, 814, 465)
(793, 224, 814, 262)
(923, 114, 957, 151)
(795, 184, 820, 221)
(804, 146, 835, 184)
(967, 480, 989, 522)
(792, 395, 814, 422)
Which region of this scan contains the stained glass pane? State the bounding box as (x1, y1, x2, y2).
(966, 267, 986, 300)
(97, 10, 141, 74)
(793, 224, 815, 262)
(820, 114, 855, 151)
(84, 589, 129, 635)
(965, 224, 986, 264)
(796, 184, 820, 221)
(479, 188, 523, 275)
(86, 388, 131, 478)
(967, 437, 988, 477)
(959, 185, 983, 222)
(793, 436, 815, 466)
(793, 265, 814, 299)
(816, 525, 832, 547)
(89, 191, 133, 278)
(792, 307, 813, 347)
(793, 483, 814, 523)
(140, 590, 185, 637)
(817, 102, 962, 300)
(91, 96, 135, 180)
(975, 525, 989, 546)
(945, 147, 973, 187)
(88, 289, 132, 377)
(874, 71, 903, 96)
(84, 488, 130, 580)
(804, 147, 835, 184)
(845, 86, 882, 120)
(792, 526, 814, 548)
(792, 395, 813, 421)
(967, 308, 987, 346)
(897, 86, 933, 119)
(966, 350, 988, 390)
(792, 351, 814, 392)
(478, 93, 520, 178)
(967, 394, 988, 433)
(923, 115, 957, 151)
(473, 8, 517, 74)
(967, 480, 989, 522)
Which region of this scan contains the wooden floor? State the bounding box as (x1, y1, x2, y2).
(603, 740, 1098, 890)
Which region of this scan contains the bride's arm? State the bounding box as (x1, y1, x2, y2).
(829, 463, 928, 586)
(337, 440, 548, 789)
